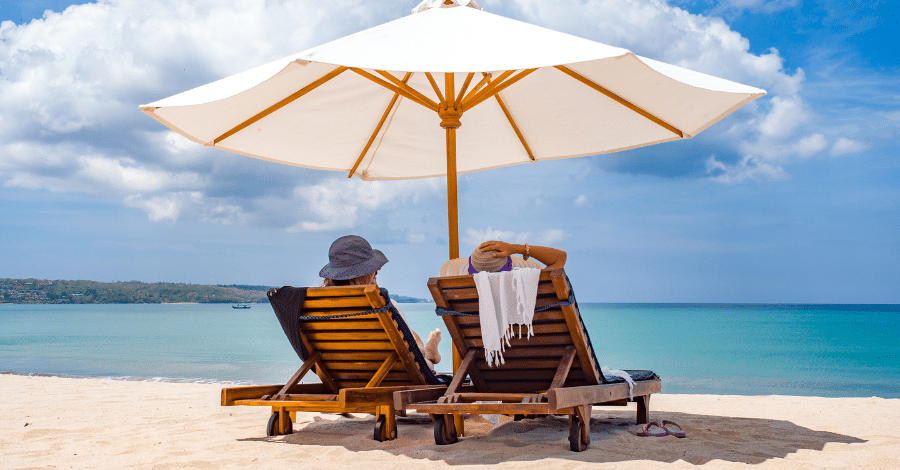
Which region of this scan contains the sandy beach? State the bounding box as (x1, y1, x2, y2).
(2, 375, 898, 469)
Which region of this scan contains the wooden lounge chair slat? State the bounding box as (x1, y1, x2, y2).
(325, 361, 407, 371)
(447, 306, 567, 324)
(472, 358, 578, 369)
(464, 334, 574, 349)
(300, 319, 386, 331)
(320, 351, 395, 361)
(311, 341, 396, 351)
(305, 286, 377, 297)
(459, 322, 571, 336)
(331, 370, 411, 382)
(441, 283, 560, 302)
(305, 331, 390, 341)
(302, 298, 379, 309)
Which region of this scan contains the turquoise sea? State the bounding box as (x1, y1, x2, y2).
(1, 302, 898, 397)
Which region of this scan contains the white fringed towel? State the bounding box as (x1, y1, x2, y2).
(601, 367, 635, 400)
(473, 268, 541, 367)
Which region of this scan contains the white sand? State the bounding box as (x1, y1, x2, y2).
(2, 374, 898, 469)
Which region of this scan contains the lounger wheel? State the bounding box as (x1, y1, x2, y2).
(433, 415, 458, 445)
(373, 415, 397, 442)
(568, 414, 588, 452)
(266, 411, 292, 437)
(374, 415, 386, 442)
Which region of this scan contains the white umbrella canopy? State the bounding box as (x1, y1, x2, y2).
(141, 0, 765, 258)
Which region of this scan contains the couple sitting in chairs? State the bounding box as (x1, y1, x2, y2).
(224, 234, 659, 450)
(318, 234, 569, 371)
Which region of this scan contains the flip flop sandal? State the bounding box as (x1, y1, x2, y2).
(660, 420, 686, 438)
(636, 422, 667, 437)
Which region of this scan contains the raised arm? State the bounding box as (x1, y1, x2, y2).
(478, 240, 567, 269)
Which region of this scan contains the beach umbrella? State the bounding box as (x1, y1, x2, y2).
(140, 0, 765, 259)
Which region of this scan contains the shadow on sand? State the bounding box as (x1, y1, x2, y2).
(237, 408, 865, 465)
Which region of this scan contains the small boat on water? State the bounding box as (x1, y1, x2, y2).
(232, 304, 251, 309)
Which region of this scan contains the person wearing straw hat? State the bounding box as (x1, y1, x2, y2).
(439, 240, 567, 276)
(320, 235, 442, 368)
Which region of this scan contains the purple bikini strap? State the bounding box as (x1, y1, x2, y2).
(468, 256, 513, 274)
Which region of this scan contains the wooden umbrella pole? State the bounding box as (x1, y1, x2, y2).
(446, 126, 459, 260)
(441, 74, 463, 387)
(441, 73, 461, 260)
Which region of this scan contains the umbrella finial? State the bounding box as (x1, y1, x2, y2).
(412, 0, 482, 14)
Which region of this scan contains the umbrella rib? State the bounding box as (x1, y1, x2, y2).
(445, 73, 455, 107)
(376, 70, 440, 110)
(462, 70, 514, 109)
(461, 73, 492, 104)
(555, 65, 684, 138)
(348, 72, 412, 178)
(354, 69, 439, 111)
(494, 91, 535, 162)
(462, 69, 537, 111)
(480, 72, 534, 161)
(425, 72, 446, 106)
(212, 66, 348, 145)
(462, 73, 491, 103)
(455, 73, 475, 105)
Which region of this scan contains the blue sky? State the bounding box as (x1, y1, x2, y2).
(1, 0, 897, 303)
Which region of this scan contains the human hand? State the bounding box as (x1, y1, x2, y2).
(478, 240, 516, 258)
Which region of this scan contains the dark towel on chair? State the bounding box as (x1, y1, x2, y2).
(267, 287, 308, 360)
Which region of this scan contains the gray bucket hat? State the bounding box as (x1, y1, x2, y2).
(319, 235, 389, 280)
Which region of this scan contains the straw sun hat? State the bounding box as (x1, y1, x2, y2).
(319, 235, 388, 280)
(469, 248, 510, 273)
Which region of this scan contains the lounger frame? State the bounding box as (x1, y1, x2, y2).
(396, 269, 661, 451)
(222, 285, 445, 441)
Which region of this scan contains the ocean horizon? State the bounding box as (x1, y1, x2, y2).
(2, 302, 898, 398)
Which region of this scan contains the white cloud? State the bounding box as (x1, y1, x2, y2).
(757, 96, 809, 138)
(830, 138, 867, 157)
(706, 154, 789, 183)
(464, 227, 567, 247)
(794, 134, 828, 158)
(464, 227, 519, 246)
(289, 178, 440, 232)
(124, 191, 249, 224)
(574, 194, 588, 206)
(0, 141, 206, 195)
(537, 229, 567, 245)
(711, 0, 800, 15)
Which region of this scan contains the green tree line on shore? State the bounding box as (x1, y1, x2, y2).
(0, 279, 269, 304)
(0, 279, 429, 304)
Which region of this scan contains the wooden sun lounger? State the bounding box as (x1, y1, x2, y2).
(396, 268, 661, 451)
(222, 285, 446, 441)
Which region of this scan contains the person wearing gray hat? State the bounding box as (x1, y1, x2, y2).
(320, 235, 442, 368)
(319, 235, 389, 285)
